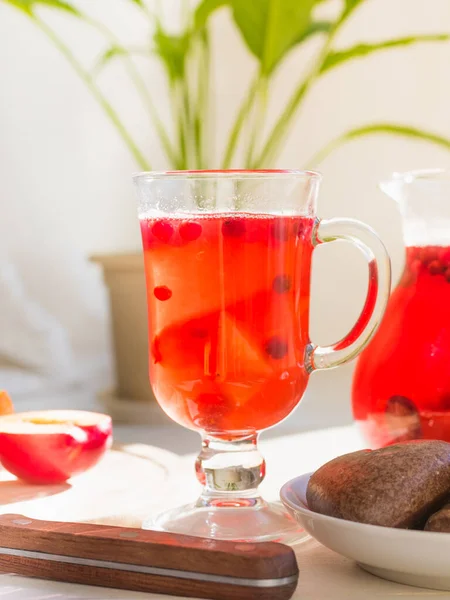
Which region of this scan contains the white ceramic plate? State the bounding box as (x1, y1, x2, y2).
(280, 472, 450, 591)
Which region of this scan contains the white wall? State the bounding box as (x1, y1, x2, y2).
(1, 0, 450, 422)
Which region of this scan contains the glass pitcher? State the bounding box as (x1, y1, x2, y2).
(353, 169, 450, 447)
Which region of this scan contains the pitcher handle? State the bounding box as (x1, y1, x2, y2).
(306, 218, 391, 372)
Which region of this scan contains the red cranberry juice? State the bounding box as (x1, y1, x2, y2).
(353, 245, 450, 446)
(140, 214, 314, 435)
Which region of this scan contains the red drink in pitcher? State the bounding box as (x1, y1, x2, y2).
(353, 244, 450, 446)
(140, 214, 314, 435)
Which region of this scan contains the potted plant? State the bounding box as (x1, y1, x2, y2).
(4, 0, 450, 418)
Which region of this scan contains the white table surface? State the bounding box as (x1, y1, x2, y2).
(0, 425, 448, 600)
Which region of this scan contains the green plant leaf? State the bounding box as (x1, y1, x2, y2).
(321, 34, 450, 74)
(92, 44, 153, 74)
(231, 0, 317, 75)
(93, 45, 126, 73)
(194, 0, 229, 30)
(308, 123, 450, 166)
(153, 26, 190, 82)
(342, 0, 365, 18)
(3, 0, 79, 15)
(296, 20, 332, 44)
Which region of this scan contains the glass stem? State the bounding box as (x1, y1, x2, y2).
(195, 433, 266, 508)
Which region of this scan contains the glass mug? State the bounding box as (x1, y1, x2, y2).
(134, 170, 391, 543)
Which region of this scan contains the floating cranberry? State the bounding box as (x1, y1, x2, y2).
(385, 395, 421, 442)
(264, 336, 288, 359)
(420, 246, 439, 266)
(179, 221, 202, 242)
(446, 268, 450, 283)
(222, 219, 246, 238)
(272, 274, 292, 294)
(270, 220, 290, 242)
(428, 260, 443, 275)
(154, 285, 172, 301)
(152, 220, 174, 243)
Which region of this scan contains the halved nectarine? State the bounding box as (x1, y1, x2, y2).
(0, 410, 112, 484)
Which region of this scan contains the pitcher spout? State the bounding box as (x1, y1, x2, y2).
(379, 168, 450, 247)
(379, 168, 448, 204)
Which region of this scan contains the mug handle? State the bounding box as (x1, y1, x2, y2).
(306, 218, 391, 372)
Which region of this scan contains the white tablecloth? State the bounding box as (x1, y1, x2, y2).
(0, 426, 447, 599)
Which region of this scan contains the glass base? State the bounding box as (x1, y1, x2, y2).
(144, 498, 306, 545)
